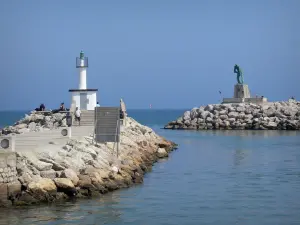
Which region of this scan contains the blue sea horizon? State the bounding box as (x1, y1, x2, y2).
(0, 109, 188, 129)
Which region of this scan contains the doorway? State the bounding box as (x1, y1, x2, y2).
(80, 93, 88, 110)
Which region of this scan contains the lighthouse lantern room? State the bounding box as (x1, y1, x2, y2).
(69, 51, 98, 110)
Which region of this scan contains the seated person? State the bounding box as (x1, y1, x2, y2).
(39, 103, 45, 111)
(96, 102, 100, 107)
(35, 103, 45, 111)
(59, 103, 66, 111)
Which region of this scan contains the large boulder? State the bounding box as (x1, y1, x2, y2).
(190, 108, 199, 120)
(267, 121, 278, 129)
(183, 111, 191, 121)
(54, 178, 75, 189)
(200, 111, 210, 119)
(60, 169, 79, 185)
(28, 178, 57, 194)
(156, 148, 168, 158)
(204, 105, 214, 112)
(228, 112, 239, 118)
(236, 107, 245, 113)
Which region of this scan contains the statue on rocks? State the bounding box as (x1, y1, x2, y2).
(234, 64, 244, 84)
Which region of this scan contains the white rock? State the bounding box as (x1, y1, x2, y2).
(157, 148, 168, 158)
(228, 112, 239, 118)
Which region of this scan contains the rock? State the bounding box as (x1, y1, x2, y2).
(219, 115, 228, 120)
(267, 121, 278, 129)
(200, 111, 210, 119)
(7, 181, 22, 200)
(190, 108, 199, 120)
(61, 118, 67, 127)
(39, 158, 65, 171)
(228, 118, 236, 123)
(54, 178, 75, 189)
(228, 112, 239, 118)
(16, 124, 27, 130)
(219, 110, 227, 115)
(28, 178, 57, 194)
(183, 111, 191, 121)
(40, 170, 57, 179)
(204, 105, 214, 112)
(236, 107, 245, 112)
(30, 160, 53, 171)
(53, 113, 65, 122)
(28, 122, 36, 131)
(60, 169, 79, 185)
(206, 117, 213, 123)
(156, 148, 168, 158)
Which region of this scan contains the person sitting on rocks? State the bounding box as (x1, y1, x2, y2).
(39, 103, 45, 111)
(96, 102, 100, 107)
(59, 103, 66, 111)
(35, 103, 45, 111)
(75, 107, 81, 126)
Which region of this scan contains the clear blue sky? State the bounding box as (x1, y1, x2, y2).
(0, 0, 299, 110)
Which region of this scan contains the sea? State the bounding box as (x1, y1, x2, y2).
(1, 109, 300, 225)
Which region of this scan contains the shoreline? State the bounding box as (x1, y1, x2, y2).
(0, 113, 177, 207)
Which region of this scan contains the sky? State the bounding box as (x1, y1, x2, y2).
(0, 0, 299, 110)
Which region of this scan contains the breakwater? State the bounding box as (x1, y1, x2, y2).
(0, 112, 177, 207)
(164, 100, 300, 130)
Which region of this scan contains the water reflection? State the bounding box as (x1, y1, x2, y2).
(233, 149, 249, 167)
(177, 129, 300, 137)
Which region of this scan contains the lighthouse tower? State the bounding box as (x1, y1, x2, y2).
(69, 51, 98, 110)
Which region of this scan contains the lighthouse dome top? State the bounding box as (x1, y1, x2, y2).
(76, 50, 88, 68)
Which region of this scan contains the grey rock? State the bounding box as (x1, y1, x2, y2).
(200, 111, 210, 119)
(228, 112, 239, 118)
(190, 108, 199, 120)
(219, 110, 227, 115)
(267, 122, 278, 129)
(228, 118, 236, 123)
(40, 170, 57, 179)
(204, 105, 214, 112)
(28, 122, 36, 131)
(236, 107, 245, 112)
(183, 111, 191, 121)
(206, 117, 213, 123)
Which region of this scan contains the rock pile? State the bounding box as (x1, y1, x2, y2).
(1, 112, 67, 135)
(0, 114, 177, 207)
(164, 100, 300, 130)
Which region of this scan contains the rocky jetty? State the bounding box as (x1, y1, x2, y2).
(0, 112, 177, 207)
(1, 111, 68, 135)
(164, 99, 300, 130)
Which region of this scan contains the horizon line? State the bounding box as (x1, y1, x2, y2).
(0, 108, 190, 112)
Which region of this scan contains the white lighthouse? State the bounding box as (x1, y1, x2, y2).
(69, 51, 98, 110)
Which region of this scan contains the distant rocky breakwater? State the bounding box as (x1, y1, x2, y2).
(164, 100, 300, 130)
(0, 112, 177, 207)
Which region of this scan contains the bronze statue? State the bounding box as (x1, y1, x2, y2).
(234, 64, 244, 84)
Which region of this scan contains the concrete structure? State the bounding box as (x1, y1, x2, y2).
(234, 84, 250, 98)
(223, 84, 267, 104)
(69, 51, 98, 110)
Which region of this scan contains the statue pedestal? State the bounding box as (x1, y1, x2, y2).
(234, 84, 250, 98)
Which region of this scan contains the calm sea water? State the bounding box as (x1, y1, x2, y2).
(1, 109, 300, 225)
